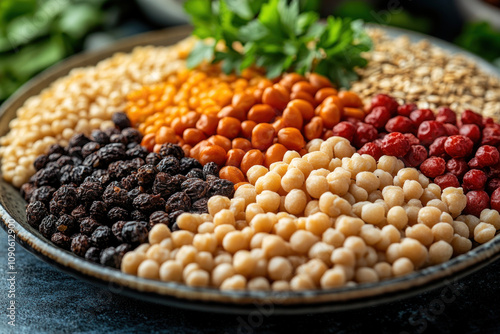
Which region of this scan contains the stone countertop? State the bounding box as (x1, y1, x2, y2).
(1, 228, 499, 334)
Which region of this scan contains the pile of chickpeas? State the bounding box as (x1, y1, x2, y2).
(126, 67, 367, 185)
(121, 137, 500, 290)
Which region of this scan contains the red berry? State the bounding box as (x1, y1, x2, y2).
(364, 106, 392, 130)
(332, 121, 356, 142)
(410, 109, 435, 125)
(463, 169, 487, 191)
(344, 117, 362, 125)
(446, 158, 469, 179)
(420, 156, 446, 178)
(435, 107, 457, 125)
(483, 117, 495, 128)
(434, 173, 460, 190)
(403, 145, 428, 167)
(417, 121, 447, 146)
(444, 135, 473, 158)
(358, 142, 383, 161)
(475, 145, 500, 167)
(353, 123, 378, 149)
(385, 116, 416, 133)
(371, 94, 398, 115)
(481, 125, 500, 146)
(459, 124, 481, 144)
(486, 178, 500, 195)
(487, 162, 500, 179)
(491, 188, 500, 212)
(404, 133, 420, 146)
(429, 136, 448, 158)
(381, 132, 410, 157)
(468, 157, 481, 169)
(461, 109, 483, 128)
(397, 103, 417, 117)
(443, 123, 459, 136)
(465, 190, 490, 217)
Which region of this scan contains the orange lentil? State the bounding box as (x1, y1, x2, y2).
(317, 104, 341, 128)
(315, 88, 338, 104)
(251, 123, 276, 151)
(262, 84, 290, 111)
(292, 81, 317, 96)
(241, 120, 257, 139)
(217, 106, 246, 121)
(199, 145, 227, 166)
(304, 116, 324, 141)
(279, 73, 306, 90)
(208, 135, 232, 153)
(232, 138, 252, 152)
(247, 104, 275, 123)
(343, 107, 366, 120)
(226, 148, 246, 167)
(219, 166, 246, 184)
(217, 117, 241, 139)
(278, 127, 305, 151)
(264, 143, 288, 167)
(338, 91, 363, 108)
(196, 114, 219, 136)
(290, 91, 316, 106)
(183, 128, 207, 146)
(308, 73, 333, 89)
(241, 149, 265, 175)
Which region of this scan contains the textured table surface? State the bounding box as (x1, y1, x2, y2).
(1, 227, 500, 334)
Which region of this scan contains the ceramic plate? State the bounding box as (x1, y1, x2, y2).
(1, 25, 500, 314)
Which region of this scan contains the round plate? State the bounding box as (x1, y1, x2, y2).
(1, 25, 500, 315)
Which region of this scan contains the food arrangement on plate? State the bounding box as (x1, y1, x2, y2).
(1, 0, 500, 296)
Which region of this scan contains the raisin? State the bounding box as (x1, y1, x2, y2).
(20, 183, 36, 202)
(136, 164, 156, 186)
(110, 134, 128, 145)
(127, 188, 143, 202)
(56, 214, 77, 235)
(77, 181, 103, 204)
(182, 179, 209, 201)
(70, 166, 93, 184)
(26, 201, 48, 228)
(48, 144, 66, 155)
(112, 221, 126, 242)
(51, 232, 71, 250)
(39, 215, 58, 238)
(149, 211, 170, 227)
(121, 221, 149, 244)
(82, 153, 100, 168)
(91, 226, 115, 248)
(69, 147, 83, 160)
(121, 173, 138, 190)
(202, 162, 219, 178)
(80, 217, 101, 236)
(180, 157, 203, 175)
(111, 112, 132, 129)
(71, 234, 90, 257)
(107, 207, 130, 223)
(49, 185, 78, 214)
(71, 205, 88, 221)
(91, 130, 110, 145)
(208, 179, 235, 198)
(133, 193, 166, 213)
(69, 133, 91, 148)
(100, 247, 121, 268)
(165, 192, 191, 213)
(126, 145, 148, 160)
(89, 201, 107, 221)
(131, 210, 148, 222)
(159, 143, 184, 160)
(33, 168, 60, 187)
(85, 247, 102, 263)
(103, 183, 130, 208)
(104, 127, 121, 137)
(55, 156, 74, 168)
(187, 168, 205, 180)
(122, 128, 143, 144)
(81, 142, 101, 158)
(156, 157, 180, 175)
(146, 152, 162, 165)
(115, 243, 132, 258)
(34, 155, 49, 170)
(152, 173, 175, 198)
(96, 143, 127, 165)
(168, 210, 185, 229)
(192, 198, 209, 213)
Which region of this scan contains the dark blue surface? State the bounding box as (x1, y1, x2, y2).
(1, 227, 500, 334)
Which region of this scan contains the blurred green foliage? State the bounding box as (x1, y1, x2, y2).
(0, 0, 108, 103)
(455, 21, 500, 65)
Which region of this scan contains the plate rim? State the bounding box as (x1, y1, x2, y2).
(1, 24, 500, 314)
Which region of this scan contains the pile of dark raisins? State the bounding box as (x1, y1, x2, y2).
(22, 112, 235, 269)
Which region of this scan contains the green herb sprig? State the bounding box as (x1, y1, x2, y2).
(184, 0, 373, 88)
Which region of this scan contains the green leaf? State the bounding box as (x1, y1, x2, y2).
(259, 0, 282, 36)
(224, 0, 254, 20)
(278, 0, 299, 37)
(296, 12, 318, 35)
(186, 40, 214, 68)
(238, 20, 268, 42)
(58, 4, 103, 40)
(184, 0, 213, 21)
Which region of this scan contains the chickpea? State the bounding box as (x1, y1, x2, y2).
(284, 189, 307, 215)
(255, 171, 281, 193)
(268, 257, 294, 281)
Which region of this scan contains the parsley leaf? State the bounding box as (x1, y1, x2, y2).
(184, 0, 372, 88)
